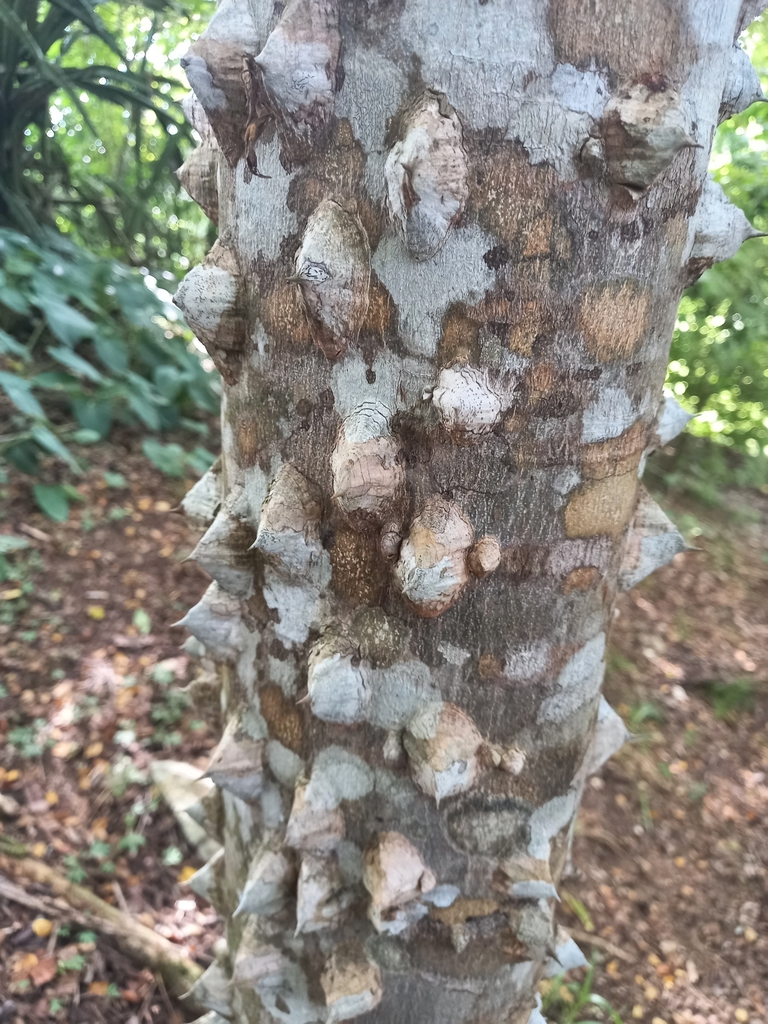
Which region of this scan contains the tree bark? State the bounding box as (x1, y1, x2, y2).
(173, 2, 765, 1022)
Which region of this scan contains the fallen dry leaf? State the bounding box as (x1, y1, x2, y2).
(29, 954, 58, 987)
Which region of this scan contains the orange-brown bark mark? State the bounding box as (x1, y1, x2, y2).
(577, 278, 653, 362)
(467, 140, 565, 257)
(329, 523, 390, 605)
(547, 0, 691, 81)
(259, 685, 306, 753)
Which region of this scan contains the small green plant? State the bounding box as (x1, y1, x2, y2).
(118, 832, 146, 855)
(62, 855, 87, 884)
(108, 755, 148, 797)
(628, 702, 665, 729)
(704, 678, 755, 720)
(542, 963, 624, 1024)
(162, 845, 183, 866)
(148, 664, 191, 747)
(58, 954, 87, 973)
(8, 718, 47, 758)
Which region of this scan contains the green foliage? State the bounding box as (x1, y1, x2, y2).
(0, 228, 219, 514)
(63, 854, 88, 884)
(542, 964, 624, 1024)
(8, 718, 48, 758)
(668, 21, 768, 467)
(704, 678, 755, 720)
(0, 0, 214, 274)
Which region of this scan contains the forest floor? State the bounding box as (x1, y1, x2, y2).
(0, 434, 766, 1024)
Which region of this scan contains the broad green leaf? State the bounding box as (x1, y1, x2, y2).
(93, 334, 129, 374)
(36, 297, 95, 346)
(186, 446, 216, 476)
(129, 393, 161, 430)
(0, 371, 44, 418)
(133, 608, 151, 634)
(6, 440, 40, 475)
(71, 428, 101, 444)
(0, 327, 29, 359)
(0, 286, 31, 316)
(0, 536, 30, 553)
(47, 346, 104, 382)
(33, 484, 70, 522)
(32, 371, 81, 390)
(62, 484, 86, 503)
(153, 364, 182, 400)
(103, 472, 127, 488)
(142, 438, 186, 477)
(31, 424, 80, 472)
(72, 398, 112, 437)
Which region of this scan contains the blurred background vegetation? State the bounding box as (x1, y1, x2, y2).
(0, 1, 767, 517)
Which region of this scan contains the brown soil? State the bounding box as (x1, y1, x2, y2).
(0, 433, 766, 1024)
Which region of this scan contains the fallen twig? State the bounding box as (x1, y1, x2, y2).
(0, 856, 203, 1006)
(567, 927, 635, 963)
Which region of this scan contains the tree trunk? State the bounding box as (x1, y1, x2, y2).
(173, 2, 764, 1022)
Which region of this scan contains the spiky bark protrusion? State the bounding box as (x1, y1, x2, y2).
(174, 2, 764, 1021)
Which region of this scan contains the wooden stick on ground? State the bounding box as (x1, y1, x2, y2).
(567, 927, 636, 963)
(0, 855, 203, 1006)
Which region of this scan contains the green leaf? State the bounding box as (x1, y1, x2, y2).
(71, 428, 101, 444)
(162, 845, 183, 866)
(103, 471, 127, 489)
(62, 483, 85, 502)
(30, 424, 80, 472)
(0, 286, 31, 316)
(118, 832, 146, 854)
(186, 446, 216, 476)
(561, 890, 595, 932)
(128, 393, 161, 430)
(72, 398, 112, 437)
(36, 298, 95, 346)
(0, 536, 30, 553)
(93, 334, 129, 374)
(0, 327, 29, 359)
(6, 440, 40, 475)
(133, 608, 151, 635)
(47, 346, 104, 383)
(142, 438, 186, 477)
(33, 484, 70, 522)
(0, 371, 44, 418)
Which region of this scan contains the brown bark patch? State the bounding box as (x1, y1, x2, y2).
(562, 566, 600, 593)
(429, 898, 499, 926)
(468, 140, 560, 252)
(330, 525, 388, 605)
(578, 279, 652, 362)
(470, 290, 557, 357)
(235, 417, 262, 468)
(547, 0, 687, 81)
(439, 304, 481, 365)
(478, 653, 505, 680)
(259, 684, 305, 753)
(522, 213, 554, 257)
(229, 384, 291, 469)
(260, 276, 312, 350)
(582, 421, 646, 480)
(565, 473, 639, 538)
(361, 272, 393, 336)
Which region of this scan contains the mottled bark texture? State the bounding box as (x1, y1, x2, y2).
(173, 2, 765, 1022)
